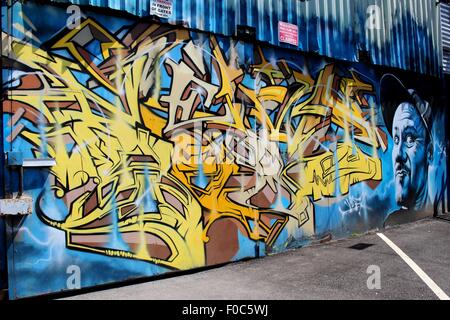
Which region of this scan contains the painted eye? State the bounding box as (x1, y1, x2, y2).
(405, 134, 415, 147)
(394, 136, 399, 145)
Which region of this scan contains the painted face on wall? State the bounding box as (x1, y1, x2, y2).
(392, 102, 429, 210)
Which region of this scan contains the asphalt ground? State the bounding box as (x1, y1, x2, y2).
(62, 218, 450, 300)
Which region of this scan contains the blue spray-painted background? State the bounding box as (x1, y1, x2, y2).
(1, 1, 448, 299)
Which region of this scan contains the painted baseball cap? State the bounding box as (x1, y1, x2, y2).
(379, 74, 433, 140)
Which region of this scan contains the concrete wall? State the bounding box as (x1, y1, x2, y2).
(1, 2, 448, 299)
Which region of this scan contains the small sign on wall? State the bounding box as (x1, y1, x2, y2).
(278, 21, 298, 46)
(150, 0, 173, 19)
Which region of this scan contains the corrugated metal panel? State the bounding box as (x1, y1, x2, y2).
(44, 0, 441, 76)
(441, 3, 450, 74)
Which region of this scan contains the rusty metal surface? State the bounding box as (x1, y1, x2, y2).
(0, 197, 33, 216)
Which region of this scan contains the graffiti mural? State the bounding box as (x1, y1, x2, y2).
(380, 74, 447, 225)
(1, 2, 447, 298)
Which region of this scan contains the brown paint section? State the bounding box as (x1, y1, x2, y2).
(161, 190, 185, 218)
(127, 155, 157, 164)
(205, 218, 239, 265)
(249, 183, 277, 208)
(116, 189, 134, 202)
(83, 190, 99, 217)
(63, 178, 97, 208)
(16, 74, 43, 90)
(79, 214, 113, 229)
(70, 234, 108, 248)
(2, 100, 48, 124)
(44, 101, 81, 111)
(122, 232, 172, 261)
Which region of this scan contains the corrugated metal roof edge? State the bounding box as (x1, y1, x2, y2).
(441, 3, 450, 75)
(10, 0, 447, 80)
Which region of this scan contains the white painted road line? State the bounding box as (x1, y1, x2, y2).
(377, 233, 450, 300)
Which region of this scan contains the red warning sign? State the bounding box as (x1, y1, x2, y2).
(278, 21, 298, 46)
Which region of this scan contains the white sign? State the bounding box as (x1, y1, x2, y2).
(150, 0, 173, 19)
(278, 21, 298, 46)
